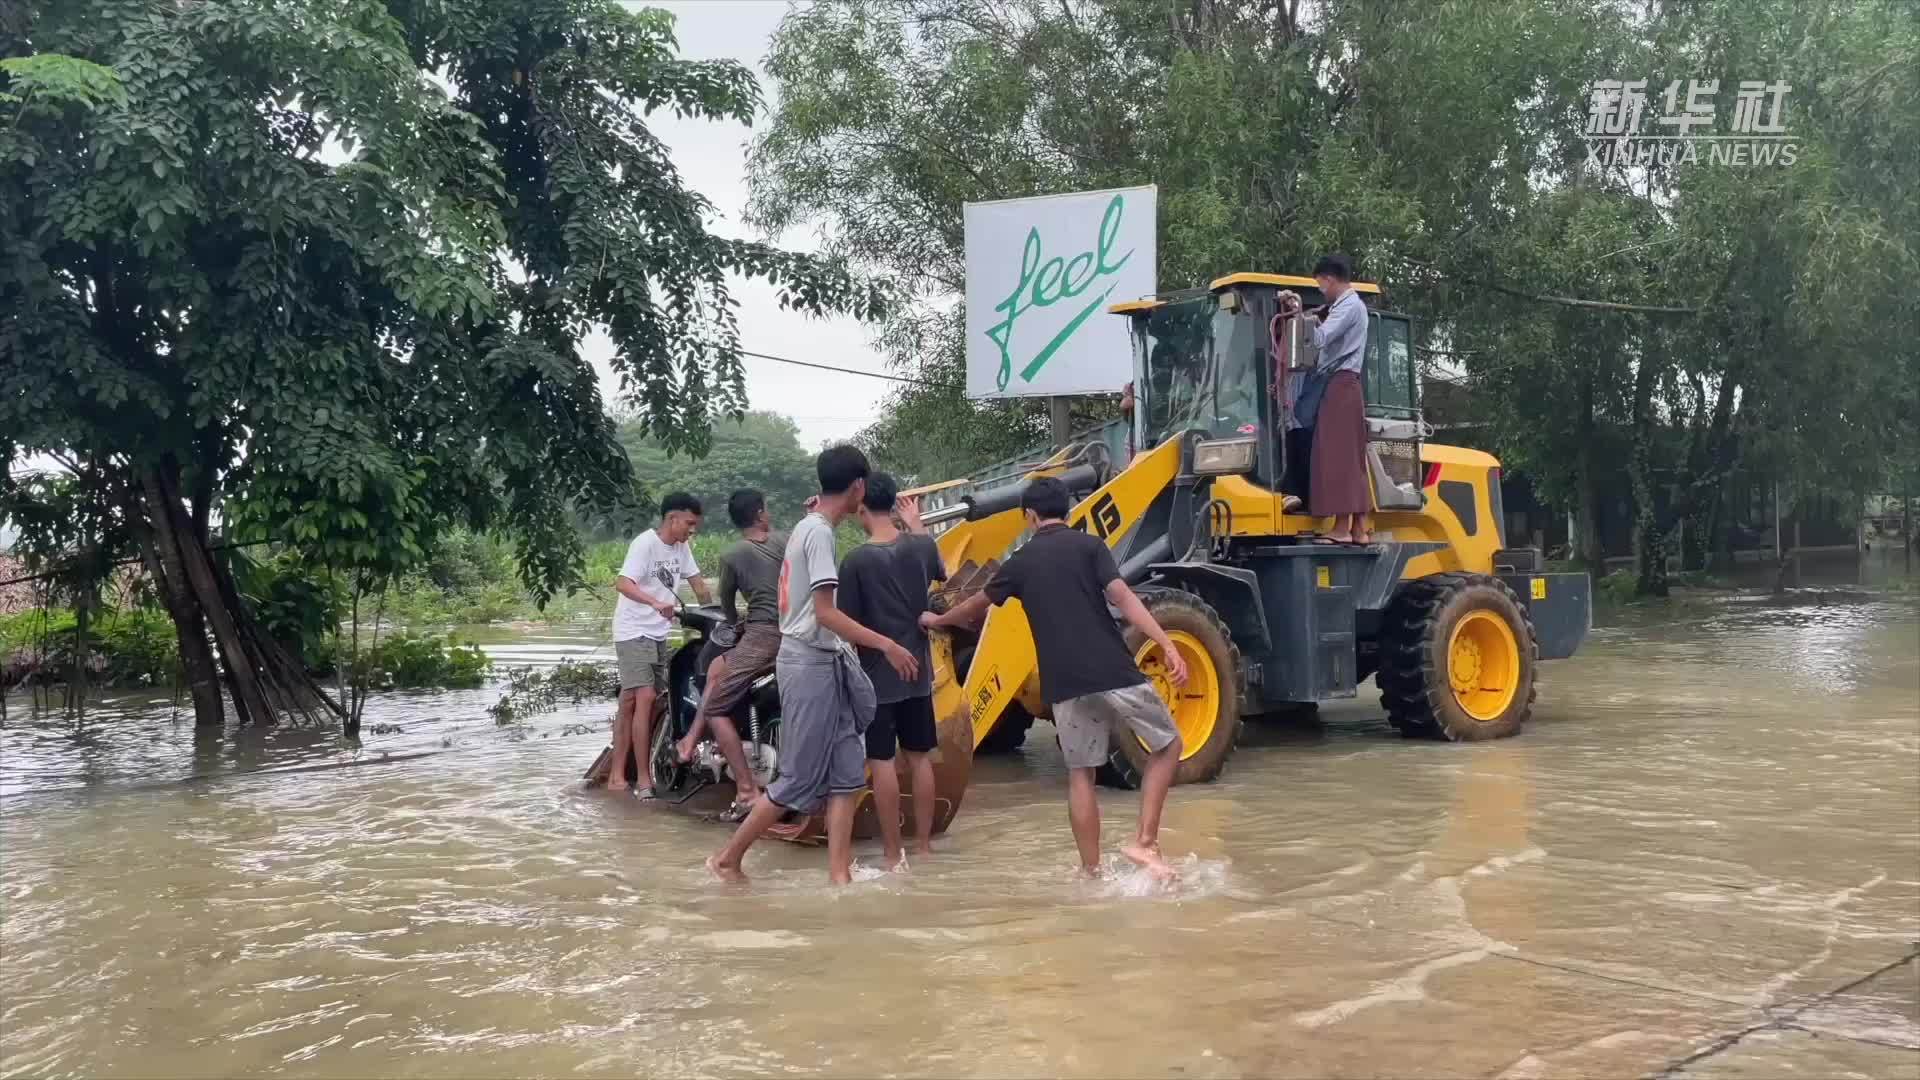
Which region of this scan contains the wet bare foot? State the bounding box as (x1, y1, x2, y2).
(829, 869, 852, 886)
(706, 853, 747, 883)
(1121, 841, 1178, 883)
(912, 843, 933, 859)
(890, 855, 910, 873)
(607, 774, 629, 791)
(884, 848, 905, 872)
(1078, 863, 1104, 880)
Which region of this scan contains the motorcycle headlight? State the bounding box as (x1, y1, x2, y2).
(1191, 436, 1257, 475)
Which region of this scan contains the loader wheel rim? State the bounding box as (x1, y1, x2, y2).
(1446, 610, 1520, 721)
(1134, 630, 1218, 761)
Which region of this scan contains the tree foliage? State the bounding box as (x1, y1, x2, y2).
(617, 409, 820, 528)
(749, 0, 1917, 590)
(1, 0, 886, 730)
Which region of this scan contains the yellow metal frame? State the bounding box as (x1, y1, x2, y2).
(1108, 271, 1382, 315)
(1208, 272, 1381, 295)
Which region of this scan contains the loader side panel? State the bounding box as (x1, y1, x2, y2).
(1365, 443, 1506, 580)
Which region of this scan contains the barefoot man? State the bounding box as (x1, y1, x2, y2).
(609, 492, 711, 798)
(837, 472, 946, 868)
(922, 476, 1188, 879)
(709, 445, 920, 885)
(676, 488, 785, 819)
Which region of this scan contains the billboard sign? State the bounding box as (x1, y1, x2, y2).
(963, 185, 1156, 399)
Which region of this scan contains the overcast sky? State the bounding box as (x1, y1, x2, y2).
(621, 0, 891, 448)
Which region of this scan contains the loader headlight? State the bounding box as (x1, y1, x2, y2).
(1191, 436, 1257, 475)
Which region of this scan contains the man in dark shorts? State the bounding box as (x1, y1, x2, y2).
(837, 472, 946, 868)
(708, 445, 920, 885)
(923, 476, 1189, 880)
(676, 488, 785, 816)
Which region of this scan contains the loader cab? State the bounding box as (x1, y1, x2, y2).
(1115, 273, 1423, 514)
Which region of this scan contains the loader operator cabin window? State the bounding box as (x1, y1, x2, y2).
(1366, 314, 1417, 418)
(1135, 294, 1262, 448)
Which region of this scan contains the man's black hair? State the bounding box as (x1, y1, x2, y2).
(1312, 253, 1353, 282)
(816, 444, 870, 495)
(727, 488, 765, 529)
(660, 491, 703, 517)
(1021, 476, 1072, 521)
(862, 471, 899, 513)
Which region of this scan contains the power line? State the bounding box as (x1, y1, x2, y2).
(738, 348, 956, 388)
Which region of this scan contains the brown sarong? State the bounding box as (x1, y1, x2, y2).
(1310, 371, 1369, 516)
(700, 621, 781, 715)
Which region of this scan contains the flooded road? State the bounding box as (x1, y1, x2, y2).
(3, 585, 1917, 1078)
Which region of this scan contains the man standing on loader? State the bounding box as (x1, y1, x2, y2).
(1281, 253, 1373, 543)
(924, 476, 1189, 881)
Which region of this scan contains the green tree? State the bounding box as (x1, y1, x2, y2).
(750, 0, 1916, 597)
(617, 410, 819, 528)
(748, 0, 1630, 472)
(1, 0, 884, 732)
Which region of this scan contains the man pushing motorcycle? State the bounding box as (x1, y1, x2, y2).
(708, 445, 919, 884)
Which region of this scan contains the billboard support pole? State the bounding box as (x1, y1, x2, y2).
(1049, 396, 1072, 450)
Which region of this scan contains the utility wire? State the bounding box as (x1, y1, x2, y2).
(738, 348, 957, 388)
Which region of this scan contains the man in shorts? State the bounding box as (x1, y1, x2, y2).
(837, 472, 946, 868)
(609, 492, 712, 798)
(708, 445, 920, 885)
(923, 476, 1189, 880)
(675, 488, 785, 816)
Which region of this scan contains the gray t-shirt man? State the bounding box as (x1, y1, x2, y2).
(718, 531, 786, 627)
(778, 512, 843, 651)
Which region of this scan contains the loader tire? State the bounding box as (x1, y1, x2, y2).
(1098, 588, 1243, 789)
(1378, 572, 1537, 741)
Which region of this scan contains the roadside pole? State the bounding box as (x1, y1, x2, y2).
(1773, 480, 1782, 562)
(1049, 396, 1072, 450)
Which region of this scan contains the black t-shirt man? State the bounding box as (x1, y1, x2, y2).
(922, 475, 1191, 880)
(838, 532, 947, 703)
(984, 524, 1145, 705)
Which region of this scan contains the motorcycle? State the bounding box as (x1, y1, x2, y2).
(583, 606, 976, 843)
(584, 606, 782, 818)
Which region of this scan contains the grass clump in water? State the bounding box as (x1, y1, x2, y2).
(488, 659, 619, 724)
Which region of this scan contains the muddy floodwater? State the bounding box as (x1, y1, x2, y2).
(4, 562, 1918, 1078)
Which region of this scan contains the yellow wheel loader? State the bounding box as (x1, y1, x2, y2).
(914, 272, 1592, 790)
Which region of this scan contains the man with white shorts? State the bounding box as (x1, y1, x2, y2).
(924, 476, 1188, 879)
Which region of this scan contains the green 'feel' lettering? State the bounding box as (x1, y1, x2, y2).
(985, 194, 1135, 391)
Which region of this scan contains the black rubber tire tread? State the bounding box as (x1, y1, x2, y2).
(1097, 587, 1244, 789)
(976, 702, 1034, 755)
(1376, 572, 1538, 741)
